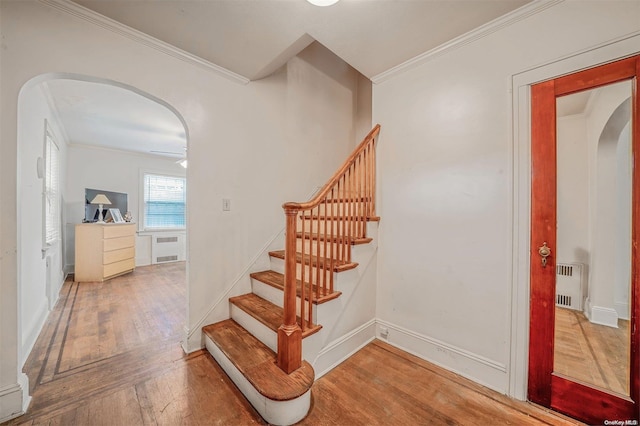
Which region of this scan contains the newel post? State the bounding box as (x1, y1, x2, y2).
(277, 208, 302, 373)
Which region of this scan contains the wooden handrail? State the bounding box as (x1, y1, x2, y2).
(283, 124, 381, 211)
(277, 124, 380, 373)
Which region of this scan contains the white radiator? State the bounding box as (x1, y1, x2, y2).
(151, 233, 186, 264)
(555, 262, 585, 310)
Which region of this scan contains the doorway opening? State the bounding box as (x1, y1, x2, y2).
(16, 73, 189, 376)
(528, 55, 639, 424)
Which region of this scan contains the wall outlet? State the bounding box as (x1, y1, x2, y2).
(222, 199, 231, 211)
(379, 326, 389, 339)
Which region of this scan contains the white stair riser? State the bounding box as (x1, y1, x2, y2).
(298, 203, 367, 223)
(230, 304, 277, 352)
(204, 335, 311, 426)
(296, 238, 354, 259)
(250, 278, 320, 324)
(269, 256, 338, 286)
(297, 219, 369, 238)
(299, 201, 372, 218)
(251, 278, 285, 308)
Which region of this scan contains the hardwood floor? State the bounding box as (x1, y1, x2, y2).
(5, 262, 582, 425)
(554, 306, 630, 395)
(8, 262, 263, 426)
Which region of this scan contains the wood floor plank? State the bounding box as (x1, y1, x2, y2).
(134, 351, 264, 425)
(554, 307, 629, 395)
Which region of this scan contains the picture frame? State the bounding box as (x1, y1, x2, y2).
(109, 208, 124, 223)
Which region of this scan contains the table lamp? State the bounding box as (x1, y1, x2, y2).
(90, 194, 112, 223)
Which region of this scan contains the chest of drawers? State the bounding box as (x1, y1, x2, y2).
(75, 223, 136, 282)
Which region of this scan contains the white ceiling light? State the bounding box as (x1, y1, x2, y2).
(306, 0, 339, 6)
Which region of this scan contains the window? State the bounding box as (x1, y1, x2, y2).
(44, 124, 60, 246)
(143, 173, 186, 229)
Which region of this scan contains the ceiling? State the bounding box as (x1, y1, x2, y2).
(557, 80, 632, 118)
(557, 90, 593, 118)
(44, 79, 187, 158)
(73, 0, 531, 81)
(46, 0, 532, 158)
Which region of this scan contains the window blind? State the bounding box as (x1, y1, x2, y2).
(143, 174, 186, 229)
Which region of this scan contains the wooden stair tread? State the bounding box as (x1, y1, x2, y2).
(250, 270, 342, 304)
(295, 232, 372, 245)
(268, 250, 358, 272)
(203, 319, 314, 401)
(230, 293, 322, 337)
(299, 215, 380, 222)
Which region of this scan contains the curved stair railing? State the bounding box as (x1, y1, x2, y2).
(277, 124, 381, 373)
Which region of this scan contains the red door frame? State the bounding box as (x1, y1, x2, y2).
(528, 55, 640, 424)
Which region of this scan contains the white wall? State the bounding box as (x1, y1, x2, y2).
(615, 122, 632, 319)
(65, 144, 186, 267)
(0, 2, 369, 420)
(187, 41, 373, 348)
(373, 0, 640, 396)
(556, 85, 632, 325)
(586, 82, 631, 325)
(556, 114, 589, 266)
(17, 83, 68, 368)
(555, 85, 631, 325)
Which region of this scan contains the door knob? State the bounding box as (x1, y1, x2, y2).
(538, 242, 551, 267)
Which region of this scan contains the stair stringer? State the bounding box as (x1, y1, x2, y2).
(184, 228, 284, 352)
(185, 188, 326, 352)
(306, 221, 378, 377)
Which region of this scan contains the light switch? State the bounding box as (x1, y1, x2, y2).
(222, 199, 231, 211)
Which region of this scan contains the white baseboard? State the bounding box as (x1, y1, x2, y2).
(135, 257, 152, 267)
(615, 301, 630, 321)
(64, 263, 74, 275)
(181, 326, 202, 354)
(590, 305, 619, 328)
(0, 373, 30, 423)
(313, 319, 376, 379)
(375, 320, 508, 394)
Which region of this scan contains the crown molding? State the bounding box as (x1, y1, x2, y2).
(68, 140, 186, 162)
(39, 0, 250, 85)
(371, 0, 564, 84)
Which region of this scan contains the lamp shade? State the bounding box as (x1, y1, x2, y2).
(90, 194, 112, 205)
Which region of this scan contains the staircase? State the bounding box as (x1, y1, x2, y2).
(202, 125, 381, 425)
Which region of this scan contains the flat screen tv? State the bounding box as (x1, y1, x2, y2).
(84, 188, 128, 222)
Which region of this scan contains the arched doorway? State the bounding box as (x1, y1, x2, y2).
(16, 73, 189, 372)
